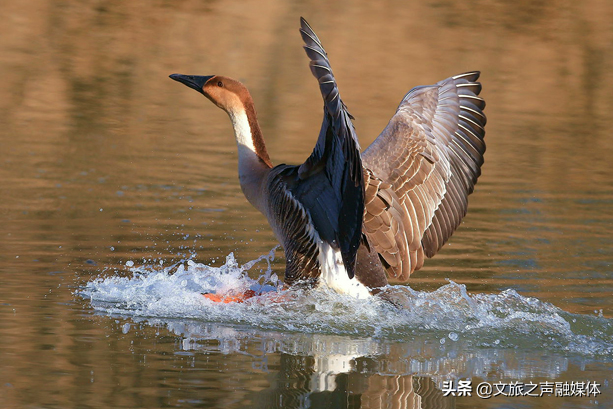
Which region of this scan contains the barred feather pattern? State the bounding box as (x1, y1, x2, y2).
(362, 72, 486, 281)
(294, 17, 364, 278)
(267, 166, 321, 284)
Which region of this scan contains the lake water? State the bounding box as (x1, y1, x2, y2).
(1, 1, 612, 408)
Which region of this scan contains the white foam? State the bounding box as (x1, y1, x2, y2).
(79, 250, 613, 360)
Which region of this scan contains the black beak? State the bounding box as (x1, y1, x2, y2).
(169, 74, 214, 94)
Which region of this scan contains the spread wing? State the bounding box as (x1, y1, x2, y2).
(267, 18, 364, 283)
(292, 17, 364, 278)
(362, 72, 486, 280)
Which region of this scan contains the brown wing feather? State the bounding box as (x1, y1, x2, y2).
(267, 167, 321, 285)
(362, 72, 486, 280)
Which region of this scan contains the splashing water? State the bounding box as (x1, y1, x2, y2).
(80, 249, 613, 359)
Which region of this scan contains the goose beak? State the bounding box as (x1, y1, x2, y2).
(169, 74, 214, 94)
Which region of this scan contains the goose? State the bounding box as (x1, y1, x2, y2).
(169, 17, 486, 300)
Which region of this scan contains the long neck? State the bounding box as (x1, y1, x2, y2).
(226, 97, 272, 212)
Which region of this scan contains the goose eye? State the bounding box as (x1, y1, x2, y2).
(217, 81, 223, 87)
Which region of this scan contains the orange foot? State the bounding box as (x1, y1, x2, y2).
(203, 289, 257, 304)
(203, 288, 289, 304)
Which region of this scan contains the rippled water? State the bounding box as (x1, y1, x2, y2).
(2, 1, 613, 408)
(81, 253, 613, 358)
(74, 253, 613, 407)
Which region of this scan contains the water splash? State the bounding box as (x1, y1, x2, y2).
(80, 250, 613, 358)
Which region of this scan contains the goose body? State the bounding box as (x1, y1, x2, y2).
(170, 18, 486, 298)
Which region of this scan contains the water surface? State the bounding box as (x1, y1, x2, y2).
(1, 1, 613, 408)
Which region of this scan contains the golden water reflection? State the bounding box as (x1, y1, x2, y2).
(1, 0, 613, 408)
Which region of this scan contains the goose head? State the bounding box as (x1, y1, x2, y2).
(169, 74, 250, 115)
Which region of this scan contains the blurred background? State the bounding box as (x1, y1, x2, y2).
(1, 0, 612, 408)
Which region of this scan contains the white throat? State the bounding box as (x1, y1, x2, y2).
(228, 109, 257, 159)
(226, 108, 269, 213)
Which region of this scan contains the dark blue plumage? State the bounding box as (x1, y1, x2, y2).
(292, 17, 364, 279)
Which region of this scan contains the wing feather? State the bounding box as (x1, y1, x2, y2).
(267, 166, 321, 284)
(362, 72, 486, 279)
(271, 18, 364, 281)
